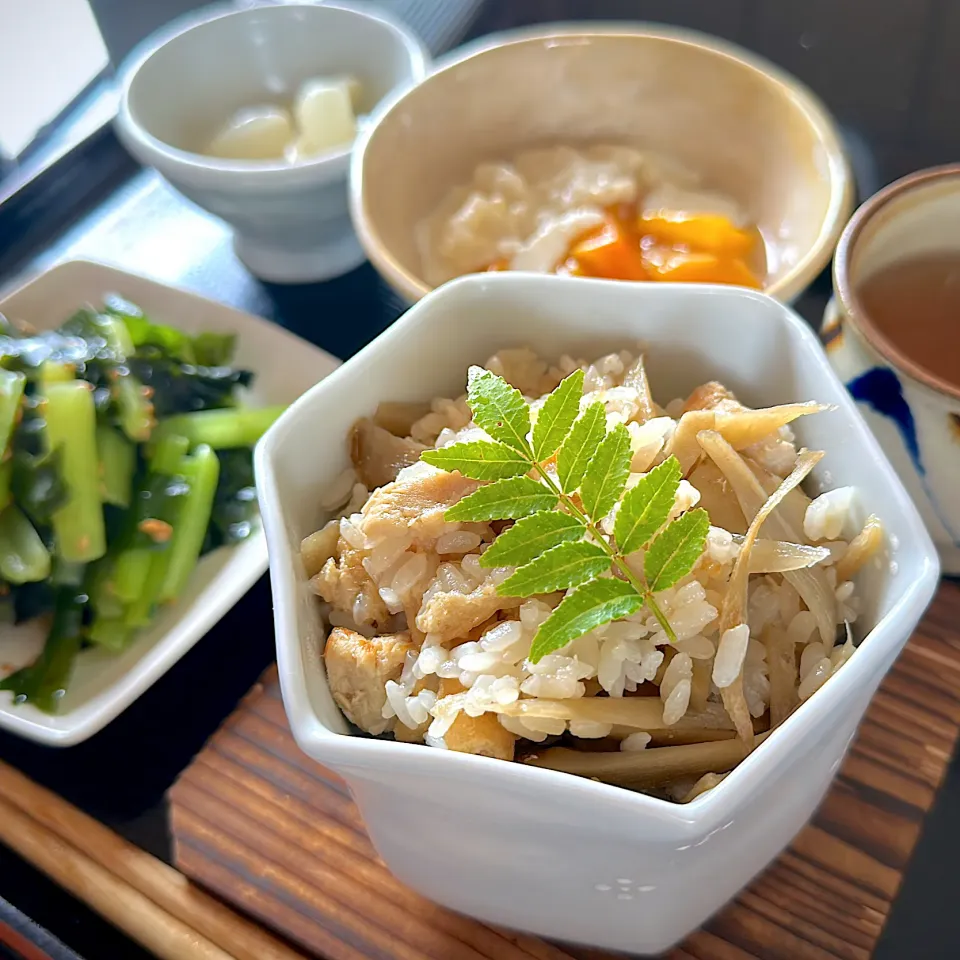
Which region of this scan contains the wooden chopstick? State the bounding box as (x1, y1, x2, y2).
(0, 793, 234, 960)
(0, 760, 306, 960)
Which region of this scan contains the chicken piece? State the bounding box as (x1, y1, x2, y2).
(416, 579, 522, 643)
(438, 679, 516, 760)
(350, 418, 427, 490)
(360, 466, 480, 548)
(394, 720, 426, 744)
(324, 628, 416, 734)
(682, 381, 742, 415)
(445, 711, 517, 760)
(409, 397, 473, 445)
(311, 539, 389, 626)
(485, 347, 549, 397)
(301, 521, 340, 577)
(372, 401, 430, 437)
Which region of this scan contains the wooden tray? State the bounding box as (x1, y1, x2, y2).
(169, 583, 960, 960)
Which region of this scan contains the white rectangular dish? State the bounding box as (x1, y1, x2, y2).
(0, 259, 339, 745)
(256, 273, 938, 954)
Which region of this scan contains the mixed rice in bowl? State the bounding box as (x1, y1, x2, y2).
(303, 345, 885, 802)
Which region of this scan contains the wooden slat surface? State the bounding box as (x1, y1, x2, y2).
(169, 583, 960, 959)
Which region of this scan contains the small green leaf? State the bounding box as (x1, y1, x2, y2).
(644, 507, 710, 594)
(478, 511, 584, 568)
(529, 578, 644, 663)
(497, 540, 610, 597)
(532, 369, 584, 461)
(421, 440, 531, 481)
(580, 422, 631, 522)
(556, 402, 606, 494)
(614, 456, 682, 555)
(467, 366, 531, 454)
(445, 476, 556, 522)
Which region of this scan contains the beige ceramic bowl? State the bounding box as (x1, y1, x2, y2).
(350, 24, 854, 303)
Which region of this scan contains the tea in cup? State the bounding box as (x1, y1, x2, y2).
(825, 165, 960, 573)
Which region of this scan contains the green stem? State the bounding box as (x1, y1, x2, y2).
(530, 460, 679, 644)
(0, 369, 26, 458)
(0, 460, 11, 512)
(97, 425, 135, 508)
(0, 586, 85, 713)
(43, 380, 107, 562)
(0, 504, 51, 583)
(158, 444, 219, 603)
(97, 313, 155, 443)
(112, 548, 152, 604)
(153, 406, 284, 451)
(87, 616, 131, 652)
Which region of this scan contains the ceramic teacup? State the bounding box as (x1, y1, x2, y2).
(824, 165, 960, 574)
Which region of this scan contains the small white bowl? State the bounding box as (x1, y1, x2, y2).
(115, 2, 428, 283)
(256, 273, 938, 954)
(0, 260, 339, 745)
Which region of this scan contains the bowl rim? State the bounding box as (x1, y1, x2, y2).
(350, 21, 854, 304)
(833, 163, 960, 404)
(114, 0, 430, 189)
(257, 272, 939, 831)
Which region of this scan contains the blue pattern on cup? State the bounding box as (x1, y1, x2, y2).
(847, 366, 959, 543)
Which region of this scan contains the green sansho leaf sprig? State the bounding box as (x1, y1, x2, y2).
(420, 365, 709, 662)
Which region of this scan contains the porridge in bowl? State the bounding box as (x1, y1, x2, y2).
(303, 346, 883, 802)
(417, 146, 767, 289)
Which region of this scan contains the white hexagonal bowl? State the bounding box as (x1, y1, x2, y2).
(0, 260, 339, 745)
(256, 273, 938, 955)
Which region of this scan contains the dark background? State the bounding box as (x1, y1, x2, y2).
(1, 1, 959, 957)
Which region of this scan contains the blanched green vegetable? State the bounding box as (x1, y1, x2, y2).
(97, 426, 135, 508)
(160, 444, 219, 603)
(97, 432, 189, 615)
(88, 560, 123, 621)
(96, 312, 155, 442)
(0, 505, 51, 583)
(204, 448, 257, 551)
(153, 406, 284, 451)
(0, 329, 99, 376)
(106, 296, 237, 368)
(112, 548, 152, 603)
(125, 549, 173, 628)
(9, 398, 66, 527)
(150, 432, 189, 476)
(0, 586, 85, 712)
(0, 461, 11, 513)
(43, 381, 106, 563)
(0, 369, 25, 456)
(87, 616, 130, 652)
(115, 378, 155, 443)
(40, 360, 74, 388)
(50, 558, 85, 588)
(0, 298, 273, 712)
